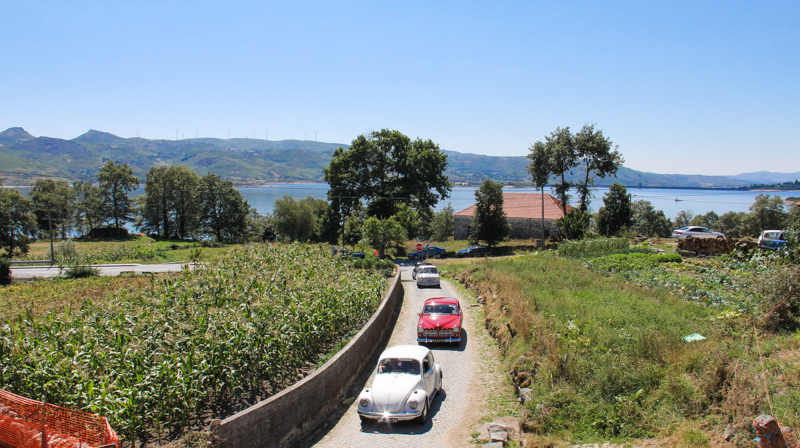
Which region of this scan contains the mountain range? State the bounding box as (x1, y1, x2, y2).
(0, 127, 796, 188)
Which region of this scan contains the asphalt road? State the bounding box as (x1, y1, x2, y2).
(308, 262, 487, 448)
(10, 262, 193, 278)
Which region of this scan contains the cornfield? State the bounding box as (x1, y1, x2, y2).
(0, 244, 386, 444)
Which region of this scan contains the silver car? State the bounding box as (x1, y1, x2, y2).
(416, 265, 440, 288)
(671, 226, 725, 240)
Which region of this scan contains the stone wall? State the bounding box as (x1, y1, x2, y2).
(454, 215, 556, 240)
(211, 272, 403, 448)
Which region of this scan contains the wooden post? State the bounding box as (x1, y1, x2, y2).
(754, 414, 788, 448)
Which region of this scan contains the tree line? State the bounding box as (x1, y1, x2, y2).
(0, 161, 270, 257)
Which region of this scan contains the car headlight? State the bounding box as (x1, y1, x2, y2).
(453, 326, 460, 333)
(418, 326, 424, 333)
(359, 398, 370, 408)
(408, 399, 418, 410)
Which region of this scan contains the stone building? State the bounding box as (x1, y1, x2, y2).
(454, 192, 574, 240)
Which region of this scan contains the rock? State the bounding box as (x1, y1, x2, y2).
(518, 387, 533, 404)
(489, 425, 509, 444)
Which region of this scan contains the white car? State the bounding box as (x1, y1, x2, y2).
(671, 226, 726, 240)
(416, 265, 440, 288)
(357, 345, 443, 424)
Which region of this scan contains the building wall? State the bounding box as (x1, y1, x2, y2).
(455, 215, 556, 240)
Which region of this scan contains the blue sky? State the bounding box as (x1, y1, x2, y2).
(2, 1, 798, 176)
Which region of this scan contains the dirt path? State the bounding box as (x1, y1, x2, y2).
(309, 262, 506, 448)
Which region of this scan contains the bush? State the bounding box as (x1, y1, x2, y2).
(751, 264, 800, 331)
(62, 263, 100, 279)
(0, 257, 10, 286)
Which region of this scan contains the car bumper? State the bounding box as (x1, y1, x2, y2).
(418, 336, 461, 343)
(357, 409, 423, 421)
(417, 282, 440, 287)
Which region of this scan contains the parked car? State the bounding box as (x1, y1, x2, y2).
(416, 265, 440, 288)
(332, 247, 365, 258)
(671, 226, 726, 240)
(412, 261, 434, 280)
(408, 245, 447, 260)
(758, 230, 796, 251)
(457, 245, 490, 257)
(417, 297, 462, 344)
(357, 345, 443, 424)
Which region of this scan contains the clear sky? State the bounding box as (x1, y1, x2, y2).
(2, 1, 798, 176)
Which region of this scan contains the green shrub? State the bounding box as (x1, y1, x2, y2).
(61, 263, 100, 279)
(0, 257, 10, 286)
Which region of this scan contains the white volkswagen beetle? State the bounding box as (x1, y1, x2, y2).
(357, 345, 443, 424)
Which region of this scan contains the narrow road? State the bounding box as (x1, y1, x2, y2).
(311, 262, 488, 448)
(10, 262, 192, 278)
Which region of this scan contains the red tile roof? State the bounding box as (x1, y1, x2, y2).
(454, 193, 574, 220)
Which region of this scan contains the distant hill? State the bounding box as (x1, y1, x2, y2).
(0, 126, 776, 188)
(729, 171, 800, 184)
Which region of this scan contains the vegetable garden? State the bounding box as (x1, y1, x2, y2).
(0, 243, 388, 445)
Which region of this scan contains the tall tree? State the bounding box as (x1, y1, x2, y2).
(138, 166, 173, 237)
(596, 183, 632, 236)
(198, 173, 250, 243)
(323, 129, 452, 234)
(169, 166, 201, 239)
(272, 195, 325, 242)
(73, 181, 106, 236)
(532, 127, 578, 215)
(469, 179, 511, 247)
(0, 180, 37, 257)
(97, 160, 139, 235)
(526, 140, 552, 240)
(674, 210, 694, 229)
(742, 194, 786, 237)
(574, 124, 623, 211)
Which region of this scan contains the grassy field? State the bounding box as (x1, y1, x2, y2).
(438, 247, 800, 447)
(15, 235, 241, 265)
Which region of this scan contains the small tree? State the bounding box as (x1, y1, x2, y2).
(527, 141, 552, 241)
(198, 173, 250, 243)
(469, 179, 510, 247)
(741, 194, 786, 237)
(0, 184, 37, 257)
(363, 216, 407, 258)
(556, 209, 590, 240)
(716, 211, 746, 239)
(596, 183, 632, 237)
(632, 200, 672, 237)
(574, 124, 623, 212)
(674, 210, 694, 229)
(429, 204, 455, 241)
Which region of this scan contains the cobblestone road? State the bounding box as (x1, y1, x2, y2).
(311, 262, 485, 448)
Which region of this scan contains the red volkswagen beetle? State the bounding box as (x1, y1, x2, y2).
(417, 297, 462, 344)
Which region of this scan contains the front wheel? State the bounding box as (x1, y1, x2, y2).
(716, 236, 724, 240)
(435, 253, 441, 259)
(415, 401, 428, 425)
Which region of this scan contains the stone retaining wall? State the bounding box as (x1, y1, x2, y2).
(211, 271, 403, 448)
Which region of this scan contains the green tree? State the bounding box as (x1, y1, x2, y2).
(363, 216, 407, 258)
(342, 206, 365, 248)
(169, 166, 201, 239)
(429, 203, 455, 241)
(527, 140, 552, 240)
(556, 209, 591, 240)
(469, 179, 510, 247)
(198, 173, 250, 243)
(0, 182, 37, 257)
(631, 200, 672, 237)
(674, 210, 694, 229)
(73, 181, 106, 236)
(531, 127, 578, 215)
(394, 202, 423, 240)
(272, 195, 328, 242)
(741, 194, 786, 237)
(30, 179, 75, 241)
(323, 129, 452, 230)
(137, 166, 172, 237)
(97, 160, 139, 235)
(690, 211, 720, 230)
(596, 183, 632, 236)
(716, 211, 746, 239)
(574, 124, 623, 211)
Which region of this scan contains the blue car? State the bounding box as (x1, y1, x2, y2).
(408, 246, 447, 260)
(457, 245, 490, 257)
(758, 230, 795, 252)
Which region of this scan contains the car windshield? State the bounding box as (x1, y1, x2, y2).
(378, 358, 420, 374)
(419, 267, 438, 274)
(424, 303, 457, 314)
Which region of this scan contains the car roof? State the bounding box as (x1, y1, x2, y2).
(379, 344, 430, 361)
(423, 297, 459, 306)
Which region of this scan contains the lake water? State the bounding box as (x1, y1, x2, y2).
(239, 184, 800, 221)
(13, 184, 800, 222)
